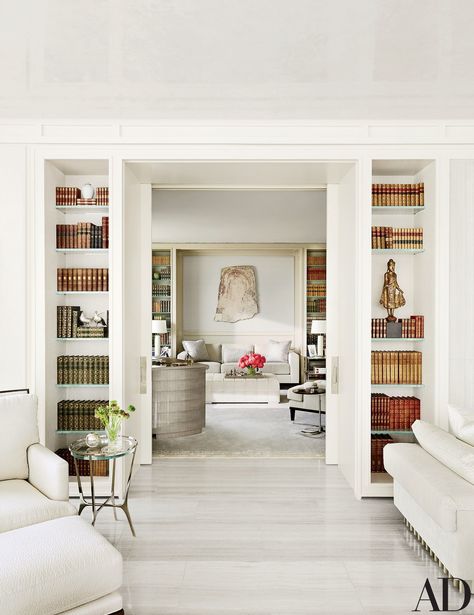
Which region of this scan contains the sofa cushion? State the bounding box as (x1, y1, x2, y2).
(221, 344, 253, 363)
(448, 405, 474, 446)
(0, 515, 122, 615)
(413, 420, 474, 485)
(255, 340, 291, 362)
(0, 393, 39, 481)
(201, 361, 221, 374)
(261, 362, 290, 375)
(183, 339, 210, 361)
(383, 442, 474, 532)
(0, 479, 76, 533)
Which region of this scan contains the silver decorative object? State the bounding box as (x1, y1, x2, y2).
(85, 432, 101, 448)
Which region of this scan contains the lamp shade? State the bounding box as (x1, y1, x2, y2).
(311, 320, 327, 335)
(152, 320, 167, 334)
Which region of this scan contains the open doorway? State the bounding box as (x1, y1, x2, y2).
(122, 160, 358, 473)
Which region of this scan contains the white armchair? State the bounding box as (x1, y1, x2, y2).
(0, 391, 76, 533)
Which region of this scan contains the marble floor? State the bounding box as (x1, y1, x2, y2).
(80, 457, 447, 615)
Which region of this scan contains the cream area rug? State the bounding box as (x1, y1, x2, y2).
(153, 401, 325, 458)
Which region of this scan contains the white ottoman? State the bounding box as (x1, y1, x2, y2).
(0, 515, 123, 615)
(206, 373, 280, 404)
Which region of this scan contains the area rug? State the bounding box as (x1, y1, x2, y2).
(153, 402, 325, 458)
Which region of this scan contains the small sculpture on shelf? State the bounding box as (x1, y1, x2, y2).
(380, 259, 406, 322)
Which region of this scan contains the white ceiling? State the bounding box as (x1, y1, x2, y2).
(2, 1, 474, 120)
(127, 161, 353, 187)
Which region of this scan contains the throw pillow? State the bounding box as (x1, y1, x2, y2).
(412, 419, 474, 485)
(182, 340, 209, 362)
(266, 340, 291, 362)
(221, 344, 253, 363)
(448, 405, 474, 446)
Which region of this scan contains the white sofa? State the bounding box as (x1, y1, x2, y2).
(178, 342, 300, 384)
(0, 392, 124, 615)
(384, 417, 474, 584)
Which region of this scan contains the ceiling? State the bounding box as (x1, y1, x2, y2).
(2, 1, 474, 120)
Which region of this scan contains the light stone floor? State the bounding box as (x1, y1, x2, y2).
(80, 458, 446, 615)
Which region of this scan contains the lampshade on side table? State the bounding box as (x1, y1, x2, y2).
(152, 319, 168, 358)
(311, 320, 327, 356)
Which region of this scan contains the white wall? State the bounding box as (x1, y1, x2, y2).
(182, 253, 295, 344)
(153, 190, 326, 243)
(0, 146, 27, 390)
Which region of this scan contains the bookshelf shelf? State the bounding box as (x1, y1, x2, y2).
(371, 338, 424, 342)
(56, 338, 108, 342)
(56, 291, 109, 295)
(371, 429, 414, 435)
(55, 248, 109, 254)
(57, 384, 109, 388)
(56, 430, 105, 435)
(371, 206, 425, 215)
(56, 206, 109, 213)
(372, 249, 424, 255)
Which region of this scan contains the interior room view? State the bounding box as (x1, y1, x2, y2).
(4, 4, 474, 614)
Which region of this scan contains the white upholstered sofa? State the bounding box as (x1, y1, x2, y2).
(177, 341, 300, 384)
(384, 413, 474, 584)
(0, 392, 124, 615)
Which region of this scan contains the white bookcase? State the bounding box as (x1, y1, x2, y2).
(363, 159, 437, 497)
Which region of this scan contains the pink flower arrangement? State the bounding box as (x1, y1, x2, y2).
(239, 352, 266, 375)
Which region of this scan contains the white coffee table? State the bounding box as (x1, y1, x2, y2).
(206, 373, 280, 404)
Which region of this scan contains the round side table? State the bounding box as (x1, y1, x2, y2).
(69, 436, 138, 536)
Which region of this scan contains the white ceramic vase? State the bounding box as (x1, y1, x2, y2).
(82, 183, 94, 199)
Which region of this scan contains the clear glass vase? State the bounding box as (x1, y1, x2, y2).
(105, 415, 122, 450)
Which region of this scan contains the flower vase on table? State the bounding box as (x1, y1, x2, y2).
(95, 400, 135, 452)
(239, 352, 266, 377)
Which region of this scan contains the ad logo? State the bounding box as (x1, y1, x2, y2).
(413, 578, 472, 612)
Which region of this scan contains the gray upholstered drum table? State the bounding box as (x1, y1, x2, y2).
(152, 362, 208, 437)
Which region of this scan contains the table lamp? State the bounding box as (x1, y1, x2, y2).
(311, 320, 327, 357)
(152, 319, 167, 358)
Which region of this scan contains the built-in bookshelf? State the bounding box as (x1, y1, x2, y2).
(368, 160, 435, 496)
(41, 160, 113, 492)
(305, 249, 326, 382)
(152, 249, 172, 356)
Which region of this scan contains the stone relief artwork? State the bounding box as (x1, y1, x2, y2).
(214, 266, 259, 323)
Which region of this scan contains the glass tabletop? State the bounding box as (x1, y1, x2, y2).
(69, 436, 138, 460)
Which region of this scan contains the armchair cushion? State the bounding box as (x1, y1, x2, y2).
(0, 393, 39, 481)
(182, 339, 210, 361)
(0, 480, 76, 533)
(28, 443, 70, 501)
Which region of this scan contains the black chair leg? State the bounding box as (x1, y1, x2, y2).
(290, 407, 296, 421)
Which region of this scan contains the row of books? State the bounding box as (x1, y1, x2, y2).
(153, 267, 171, 281)
(307, 254, 326, 266)
(152, 299, 171, 313)
(152, 284, 171, 296)
(307, 284, 326, 297)
(55, 448, 109, 477)
(57, 268, 109, 292)
(371, 394, 421, 430)
(56, 186, 109, 206)
(371, 226, 423, 250)
(57, 306, 108, 338)
(307, 299, 326, 313)
(57, 355, 109, 384)
(152, 254, 170, 266)
(57, 400, 106, 431)
(371, 435, 393, 473)
(371, 351, 422, 384)
(371, 183, 424, 207)
(307, 333, 326, 347)
(371, 316, 424, 338)
(157, 332, 171, 346)
(307, 269, 326, 281)
(56, 218, 109, 249)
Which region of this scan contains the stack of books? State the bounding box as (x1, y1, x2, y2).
(371, 394, 421, 430)
(371, 434, 393, 472)
(371, 316, 424, 338)
(152, 254, 171, 266)
(57, 268, 109, 291)
(57, 355, 109, 384)
(371, 226, 423, 250)
(57, 306, 108, 338)
(372, 183, 424, 207)
(56, 187, 81, 206)
(55, 448, 109, 476)
(371, 351, 422, 384)
(57, 400, 106, 431)
(56, 218, 109, 249)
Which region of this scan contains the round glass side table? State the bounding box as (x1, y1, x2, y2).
(69, 436, 138, 536)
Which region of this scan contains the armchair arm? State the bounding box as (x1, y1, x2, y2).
(27, 443, 70, 501)
(288, 351, 300, 383)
